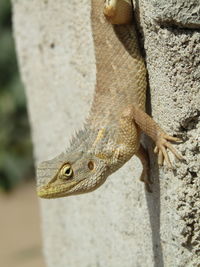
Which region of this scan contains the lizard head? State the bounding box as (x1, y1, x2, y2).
(37, 151, 109, 198)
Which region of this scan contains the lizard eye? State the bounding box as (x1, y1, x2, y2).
(60, 164, 73, 179)
(88, 161, 95, 171)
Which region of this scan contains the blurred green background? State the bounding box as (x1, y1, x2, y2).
(0, 0, 34, 191)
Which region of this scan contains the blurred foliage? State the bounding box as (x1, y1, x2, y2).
(0, 0, 34, 191)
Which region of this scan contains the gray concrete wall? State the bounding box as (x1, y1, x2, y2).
(12, 0, 199, 266)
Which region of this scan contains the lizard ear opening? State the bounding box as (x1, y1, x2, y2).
(88, 161, 95, 171)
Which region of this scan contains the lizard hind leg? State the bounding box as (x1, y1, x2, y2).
(135, 144, 152, 192)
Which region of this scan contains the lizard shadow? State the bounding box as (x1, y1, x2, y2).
(145, 143, 164, 267)
(134, 0, 164, 263)
(143, 86, 164, 267)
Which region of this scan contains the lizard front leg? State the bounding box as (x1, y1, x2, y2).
(131, 106, 183, 168)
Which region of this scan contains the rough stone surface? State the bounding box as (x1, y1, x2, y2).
(136, 0, 200, 265)
(150, 0, 200, 28)
(12, 0, 199, 266)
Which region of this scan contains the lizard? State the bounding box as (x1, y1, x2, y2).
(37, 0, 183, 198)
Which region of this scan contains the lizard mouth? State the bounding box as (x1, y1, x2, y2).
(37, 180, 82, 199)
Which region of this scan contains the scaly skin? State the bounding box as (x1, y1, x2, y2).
(37, 0, 183, 198)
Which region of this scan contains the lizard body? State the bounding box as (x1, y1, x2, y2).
(37, 0, 183, 198)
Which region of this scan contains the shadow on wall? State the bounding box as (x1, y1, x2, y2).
(145, 144, 164, 267)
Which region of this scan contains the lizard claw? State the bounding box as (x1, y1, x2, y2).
(154, 133, 184, 168)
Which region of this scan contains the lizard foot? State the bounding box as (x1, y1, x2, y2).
(103, 3, 115, 18)
(154, 133, 184, 168)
